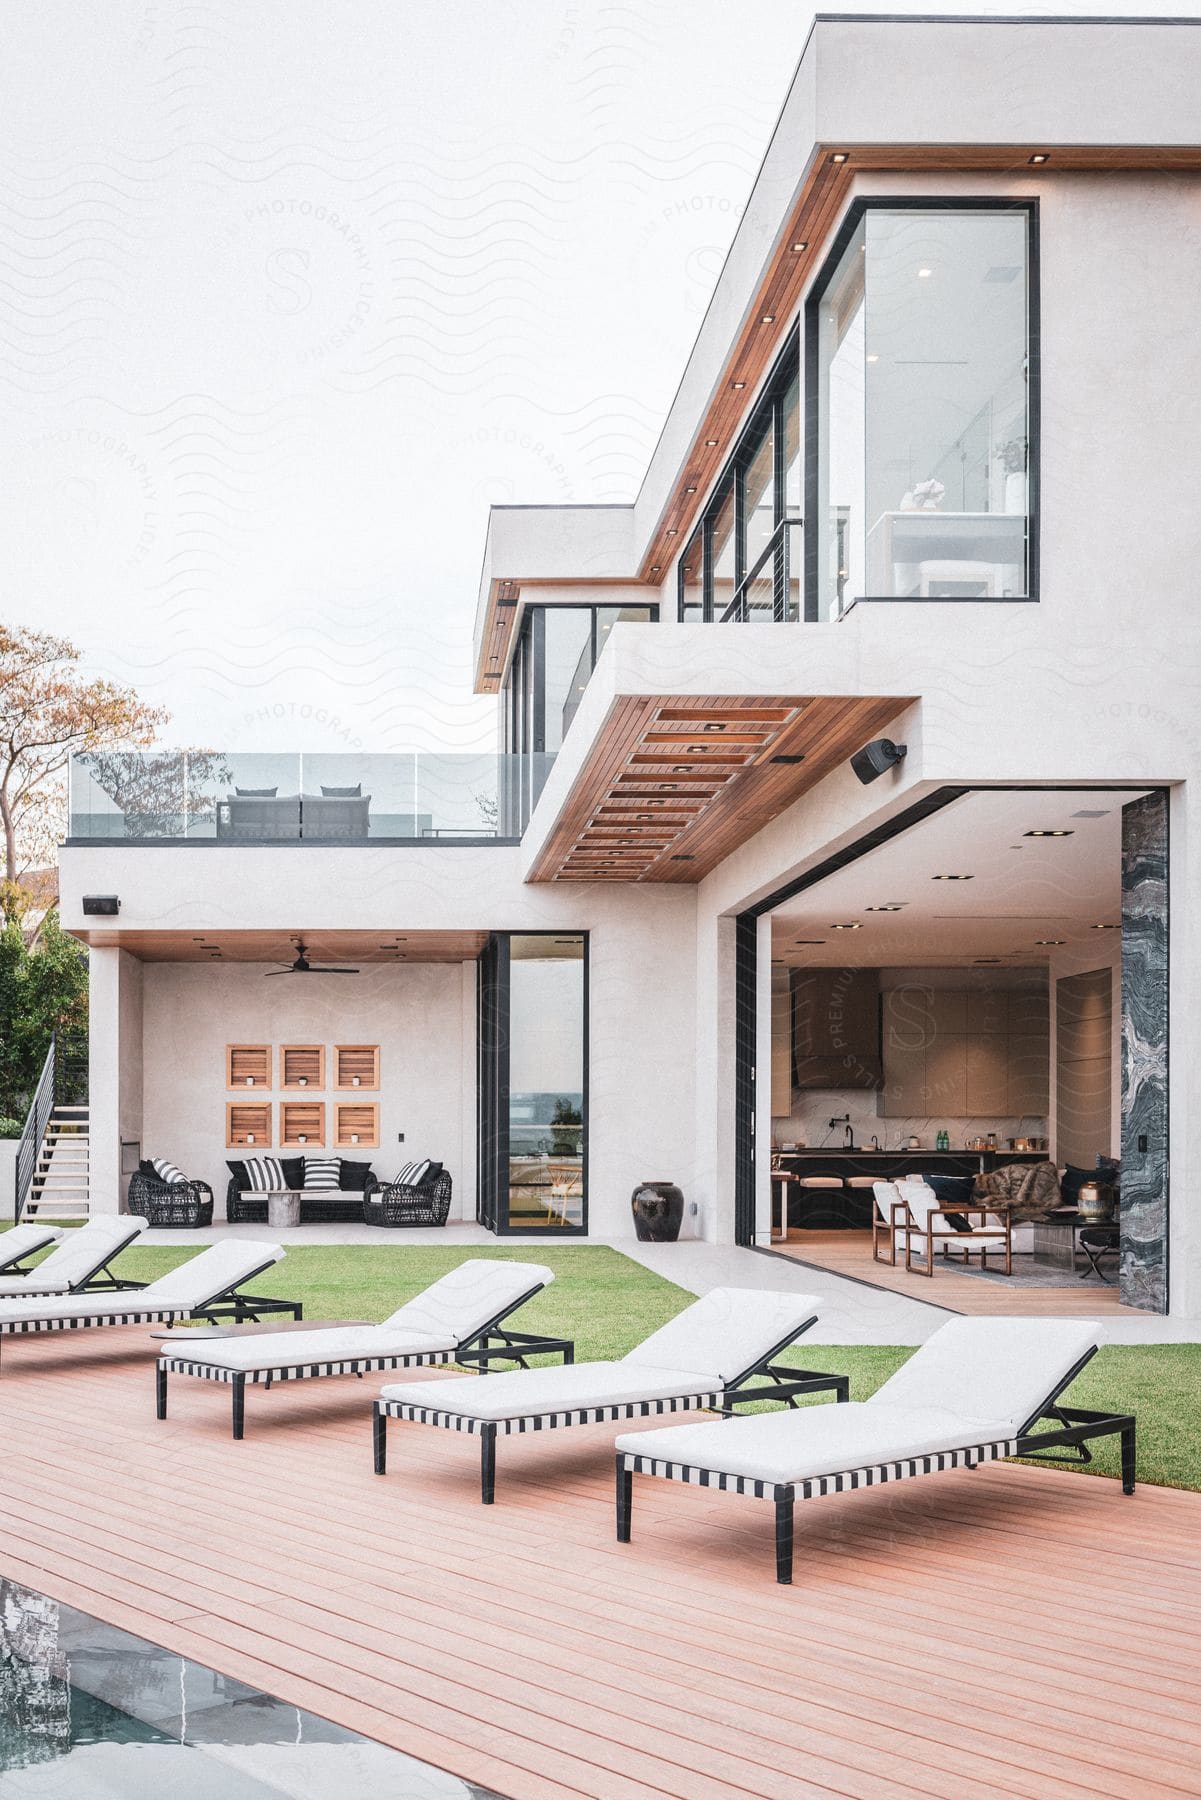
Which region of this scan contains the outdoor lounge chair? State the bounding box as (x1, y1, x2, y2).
(156, 1258, 566, 1439)
(0, 1239, 296, 1370)
(0, 1215, 149, 1299)
(0, 1224, 63, 1276)
(375, 1286, 842, 1503)
(614, 1317, 1136, 1584)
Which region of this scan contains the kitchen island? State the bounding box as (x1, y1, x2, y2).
(770, 1148, 1052, 1231)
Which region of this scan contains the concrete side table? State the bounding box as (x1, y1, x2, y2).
(262, 1189, 303, 1229)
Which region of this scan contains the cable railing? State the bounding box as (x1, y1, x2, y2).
(15, 1035, 57, 1223)
(719, 517, 804, 623)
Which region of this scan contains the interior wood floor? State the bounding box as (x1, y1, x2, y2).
(774, 1231, 1147, 1317)
(1, 1329, 1197, 1797)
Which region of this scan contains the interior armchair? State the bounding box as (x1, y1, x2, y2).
(902, 1184, 1013, 1278)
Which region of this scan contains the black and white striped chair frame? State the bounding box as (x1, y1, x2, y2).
(615, 1346, 1137, 1584)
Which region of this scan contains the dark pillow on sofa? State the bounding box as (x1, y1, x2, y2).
(924, 1172, 976, 1231)
(1060, 1164, 1096, 1207)
(226, 1158, 249, 1188)
(138, 1159, 158, 1178)
(234, 786, 277, 798)
(338, 1159, 373, 1192)
(280, 1155, 306, 1189)
(417, 1160, 444, 1188)
(320, 784, 361, 798)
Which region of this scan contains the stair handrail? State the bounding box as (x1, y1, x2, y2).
(15, 1033, 58, 1223)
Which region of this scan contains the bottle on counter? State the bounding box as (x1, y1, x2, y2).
(936, 1129, 949, 1151)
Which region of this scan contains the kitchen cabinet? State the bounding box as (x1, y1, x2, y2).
(791, 969, 881, 1090)
(879, 982, 1049, 1117)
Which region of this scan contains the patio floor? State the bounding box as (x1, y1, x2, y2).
(1, 1329, 1199, 1798)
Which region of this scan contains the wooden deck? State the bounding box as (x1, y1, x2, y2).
(774, 1231, 1147, 1317)
(1, 1329, 1199, 1798)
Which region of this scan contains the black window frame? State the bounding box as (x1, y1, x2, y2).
(476, 929, 590, 1238)
(803, 195, 1040, 622)
(677, 325, 802, 622)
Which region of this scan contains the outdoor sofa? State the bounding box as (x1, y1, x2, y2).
(0, 1215, 148, 1298)
(227, 1153, 376, 1224)
(156, 1258, 566, 1438)
(0, 1240, 296, 1370)
(614, 1317, 1136, 1583)
(375, 1286, 841, 1502)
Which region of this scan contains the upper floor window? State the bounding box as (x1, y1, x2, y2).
(807, 202, 1036, 619)
(678, 331, 800, 622)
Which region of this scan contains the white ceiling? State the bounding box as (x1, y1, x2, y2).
(771, 788, 1146, 967)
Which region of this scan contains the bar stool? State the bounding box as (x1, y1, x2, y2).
(795, 1175, 846, 1231)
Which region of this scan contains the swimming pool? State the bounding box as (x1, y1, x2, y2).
(0, 1578, 505, 1797)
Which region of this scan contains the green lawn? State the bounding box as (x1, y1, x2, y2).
(6, 1234, 1198, 1492)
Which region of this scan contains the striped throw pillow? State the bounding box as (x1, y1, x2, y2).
(393, 1159, 431, 1189)
(303, 1156, 341, 1191)
(151, 1158, 187, 1185)
(243, 1157, 285, 1191)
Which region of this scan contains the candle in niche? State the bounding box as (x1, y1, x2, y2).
(245, 1075, 254, 1087)
(352, 1075, 360, 1087)
(298, 1133, 307, 1144)
(247, 1133, 255, 1145)
(350, 1132, 359, 1144)
(298, 1076, 308, 1087)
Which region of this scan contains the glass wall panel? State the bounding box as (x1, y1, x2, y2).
(543, 607, 593, 751)
(678, 527, 704, 622)
(815, 207, 1031, 617)
(710, 482, 736, 617)
(742, 412, 776, 577)
(506, 934, 586, 1231)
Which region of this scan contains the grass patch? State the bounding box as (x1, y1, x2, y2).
(5, 1233, 1197, 1491)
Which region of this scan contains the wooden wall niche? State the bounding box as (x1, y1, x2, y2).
(227, 1045, 271, 1090)
(226, 1102, 272, 1148)
(334, 1102, 378, 1148)
(281, 1044, 325, 1090)
(335, 1045, 379, 1090)
(281, 1101, 325, 1148)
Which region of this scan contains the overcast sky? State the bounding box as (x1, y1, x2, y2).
(1, 0, 1184, 754)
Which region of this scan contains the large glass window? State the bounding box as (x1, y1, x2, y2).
(477, 932, 587, 1234)
(811, 204, 1033, 618)
(676, 328, 801, 622)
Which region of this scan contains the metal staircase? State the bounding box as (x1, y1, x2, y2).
(16, 1034, 90, 1222)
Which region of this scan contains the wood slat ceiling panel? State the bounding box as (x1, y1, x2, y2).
(531, 693, 913, 883)
(74, 930, 490, 964)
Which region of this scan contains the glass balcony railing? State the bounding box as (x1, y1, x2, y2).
(67, 751, 556, 845)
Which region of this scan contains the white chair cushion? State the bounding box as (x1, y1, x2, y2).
(616, 1400, 1014, 1485)
(381, 1360, 718, 1422)
(142, 1240, 284, 1311)
(870, 1317, 1101, 1435)
(165, 1324, 454, 1372)
(621, 1287, 823, 1385)
(0, 1275, 72, 1297)
(0, 1224, 62, 1266)
(380, 1259, 553, 1342)
(0, 1291, 190, 1326)
(8, 1215, 148, 1291)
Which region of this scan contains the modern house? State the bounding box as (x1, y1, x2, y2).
(54, 16, 1199, 1316)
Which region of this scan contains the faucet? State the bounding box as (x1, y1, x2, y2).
(870, 1135, 880, 1152)
(843, 1122, 855, 1149)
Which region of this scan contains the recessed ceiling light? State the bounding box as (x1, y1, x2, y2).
(830, 152, 848, 164)
(866, 904, 903, 912)
(761, 314, 775, 324)
(1036, 939, 1065, 946)
(731, 380, 746, 390)
(918, 267, 933, 279)
(1029, 152, 1050, 165)
(792, 240, 808, 253)
(666, 528, 677, 536)
(1024, 828, 1074, 838)
(830, 922, 863, 931)
(1092, 923, 1120, 930)
(650, 565, 660, 573)
(705, 438, 718, 447)
(703, 722, 725, 733)
(684, 485, 697, 494)
(933, 874, 973, 881)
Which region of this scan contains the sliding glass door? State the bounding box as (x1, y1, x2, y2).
(476, 932, 588, 1234)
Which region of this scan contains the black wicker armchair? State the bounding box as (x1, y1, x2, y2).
(363, 1168, 453, 1228)
(128, 1170, 215, 1229)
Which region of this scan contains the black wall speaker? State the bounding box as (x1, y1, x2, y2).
(850, 739, 907, 785)
(82, 895, 120, 916)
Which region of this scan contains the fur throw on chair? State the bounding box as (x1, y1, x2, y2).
(974, 1160, 1061, 1222)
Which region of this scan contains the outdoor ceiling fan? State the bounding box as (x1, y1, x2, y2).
(264, 940, 359, 977)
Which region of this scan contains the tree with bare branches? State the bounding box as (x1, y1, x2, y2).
(0, 623, 167, 921)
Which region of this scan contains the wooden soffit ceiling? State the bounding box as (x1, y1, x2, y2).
(74, 930, 489, 964)
(477, 139, 1201, 693)
(527, 693, 910, 883)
